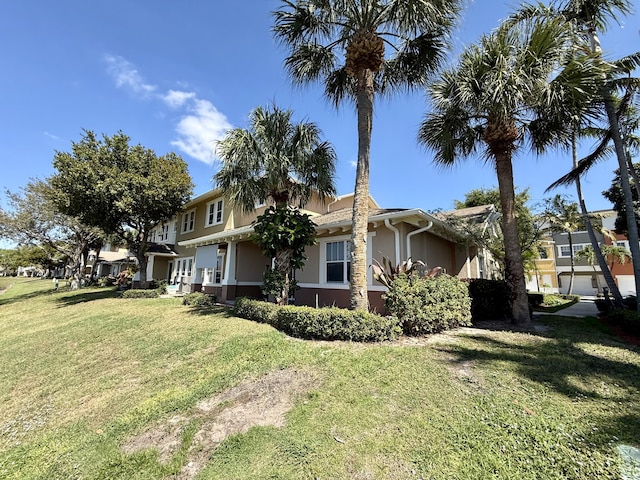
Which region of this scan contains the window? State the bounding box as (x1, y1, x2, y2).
(160, 224, 169, 241)
(182, 209, 195, 233)
(559, 244, 587, 258)
(325, 241, 351, 283)
(215, 253, 225, 283)
(205, 199, 224, 227)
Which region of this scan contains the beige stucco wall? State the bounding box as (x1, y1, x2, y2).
(297, 243, 320, 283)
(151, 257, 171, 281)
(236, 241, 269, 282)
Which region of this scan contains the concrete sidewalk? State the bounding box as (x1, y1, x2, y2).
(535, 298, 600, 318)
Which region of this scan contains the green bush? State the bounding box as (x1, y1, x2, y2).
(276, 306, 401, 342)
(232, 297, 401, 342)
(233, 297, 279, 324)
(149, 279, 168, 295)
(467, 279, 510, 321)
(608, 308, 640, 337)
(182, 292, 217, 307)
(121, 289, 159, 299)
(98, 276, 116, 287)
(385, 273, 472, 335)
(528, 292, 544, 308)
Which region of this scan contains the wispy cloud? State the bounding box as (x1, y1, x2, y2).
(44, 131, 60, 141)
(350, 159, 357, 169)
(104, 54, 156, 96)
(104, 56, 233, 164)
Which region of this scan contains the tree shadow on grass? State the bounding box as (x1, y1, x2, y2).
(183, 305, 235, 318)
(0, 285, 59, 307)
(437, 316, 640, 447)
(55, 288, 120, 307)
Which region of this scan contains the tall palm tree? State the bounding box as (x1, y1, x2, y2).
(418, 15, 605, 324)
(273, 0, 461, 310)
(214, 105, 337, 211)
(214, 104, 337, 305)
(523, 0, 640, 310)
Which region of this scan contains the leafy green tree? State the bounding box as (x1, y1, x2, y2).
(1, 179, 103, 276)
(603, 163, 640, 234)
(51, 130, 193, 288)
(451, 188, 540, 278)
(418, 13, 604, 324)
(273, 0, 461, 310)
(542, 195, 585, 295)
(214, 105, 336, 305)
(576, 243, 631, 292)
(251, 206, 317, 305)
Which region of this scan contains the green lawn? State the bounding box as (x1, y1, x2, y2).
(0, 277, 638, 479)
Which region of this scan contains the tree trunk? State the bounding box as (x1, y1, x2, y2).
(588, 28, 640, 310)
(274, 249, 293, 306)
(567, 232, 575, 295)
(573, 132, 623, 304)
(603, 89, 640, 311)
(349, 68, 374, 311)
(494, 153, 531, 324)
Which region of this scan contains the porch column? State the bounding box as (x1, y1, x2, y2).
(221, 241, 237, 302)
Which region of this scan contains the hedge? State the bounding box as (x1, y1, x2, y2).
(233, 297, 401, 342)
(121, 289, 160, 299)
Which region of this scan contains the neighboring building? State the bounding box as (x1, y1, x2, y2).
(140, 189, 499, 311)
(600, 210, 635, 296)
(552, 230, 605, 296)
(527, 238, 559, 294)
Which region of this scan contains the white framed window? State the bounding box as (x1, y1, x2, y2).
(615, 240, 630, 250)
(558, 244, 588, 258)
(160, 224, 169, 241)
(325, 240, 351, 283)
(205, 199, 224, 227)
(150, 229, 157, 243)
(182, 209, 196, 233)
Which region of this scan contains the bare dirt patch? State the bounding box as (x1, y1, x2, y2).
(122, 368, 318, 479)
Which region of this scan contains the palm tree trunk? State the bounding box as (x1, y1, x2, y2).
(588, 28, 640, 310)
(567, 232, 575, 295)
(494, 153, 530, 324)
(603, 89, 640, 311)
(573, 131, 623, 304)
(349, 68, 374, 311)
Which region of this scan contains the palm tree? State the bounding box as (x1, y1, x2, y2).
(214, 105, 337, 210)
(542, 195, 584, 295)
(418, 15, 605, 324)
(273, 0, 461, 310)
(522, 0, 640, 310)
(214, 104, 337, 305)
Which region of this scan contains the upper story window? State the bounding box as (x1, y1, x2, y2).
(206, 199, 224, 227)
(558, 244, 587, 258)
(159, 223, 170, 242)
(182, 209, 196, 233)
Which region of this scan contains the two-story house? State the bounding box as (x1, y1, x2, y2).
(139, 189, 499, 311)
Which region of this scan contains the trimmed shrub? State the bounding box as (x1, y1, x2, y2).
(608, 308, 640, 337)
(276, 306, 401, 342)
(385, 273, 472, 335)
(183, 292, 217, 307)
(121, 289, 159, 299)
(232, 297, 401, 342)
(528, 292, 544, 308)
(233, 297, 279, 324)
(467, 279, 510, 322)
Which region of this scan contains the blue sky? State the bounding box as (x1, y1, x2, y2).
(1, 0, 638, 227)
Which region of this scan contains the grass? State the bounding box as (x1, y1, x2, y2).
(1, 277, 639, 479)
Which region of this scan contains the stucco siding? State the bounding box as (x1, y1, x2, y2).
(236, 241, 269, 283)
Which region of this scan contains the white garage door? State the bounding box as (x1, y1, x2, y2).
(616, 275, 636, 297)
(560, 275, 596, 296)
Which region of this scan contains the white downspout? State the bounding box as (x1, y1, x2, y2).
(384, 218, 401, 264)
(406, 221, 433, 260)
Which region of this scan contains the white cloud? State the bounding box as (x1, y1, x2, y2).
(104, 54, 156, 96)
(170, 99, 233, 165)
(350, 159, 357, 169)
(104, 56, 233, 164)
(162, 90, 196, 109)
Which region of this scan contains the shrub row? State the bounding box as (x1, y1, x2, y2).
(121, 289, 160, 299)
(182, 292, 217, 307)
(608, 308, 640, 337)
(385, 273, 472, 334)
(233, 297, 401, 342)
